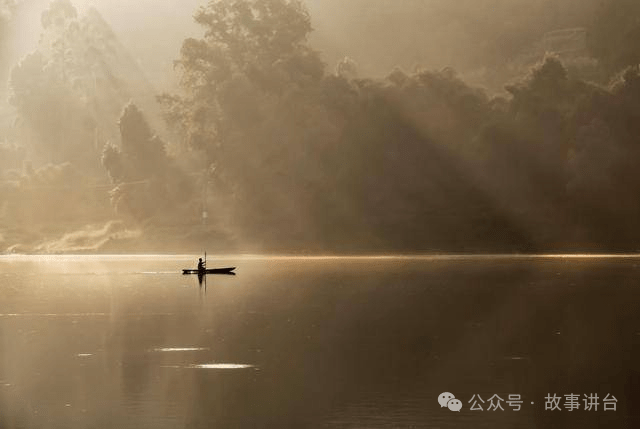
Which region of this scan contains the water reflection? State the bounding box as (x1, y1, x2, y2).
(0, 256, 637, 428)
(192, 269, 237, 293)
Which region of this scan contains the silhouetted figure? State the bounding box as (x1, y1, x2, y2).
(197, 258, 205, 272)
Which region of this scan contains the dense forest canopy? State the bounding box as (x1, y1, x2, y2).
(1, 0, 640, 254)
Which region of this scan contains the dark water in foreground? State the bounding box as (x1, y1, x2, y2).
(0, 255, 639, 428)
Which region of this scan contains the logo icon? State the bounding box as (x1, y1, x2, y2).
(438, 392, 462, 412)
(448, 398, 463, 412)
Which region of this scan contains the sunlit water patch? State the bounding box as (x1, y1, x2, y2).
(152, 347, 210, 352)
(191, 363, 255, 369)
(161, 363, 256, 369)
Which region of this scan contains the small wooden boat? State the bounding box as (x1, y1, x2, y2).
(182, 267, 236, 275)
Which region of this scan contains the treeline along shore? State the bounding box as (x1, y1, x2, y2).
(2, 0, 640, 254)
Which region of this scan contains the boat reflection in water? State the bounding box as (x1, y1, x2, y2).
(182, 266, 237, 287)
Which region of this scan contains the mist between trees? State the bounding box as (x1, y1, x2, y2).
(1, 0, 640, 254)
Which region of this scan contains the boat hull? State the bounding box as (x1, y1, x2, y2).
(182, 267, 236, 275)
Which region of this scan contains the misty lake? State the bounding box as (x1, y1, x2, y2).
(0, 255, 639, 428)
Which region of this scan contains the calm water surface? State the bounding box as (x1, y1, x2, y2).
(0, 255, 639, 428)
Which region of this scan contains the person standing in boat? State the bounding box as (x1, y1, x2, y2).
(197, 258, 205, 272)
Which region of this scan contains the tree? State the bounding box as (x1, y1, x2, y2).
(160, 0, 324, 158)
(9, 1, 163, 176)
(102, 102, 193, 222)
(9, 51, 94, 167)
(335, 57, 358, 80)
(159, 0, 331, 245)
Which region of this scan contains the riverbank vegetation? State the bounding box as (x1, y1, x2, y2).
(2, 0, 640, 254)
